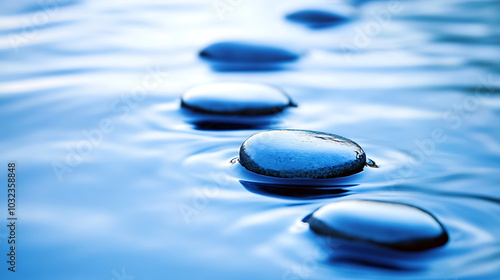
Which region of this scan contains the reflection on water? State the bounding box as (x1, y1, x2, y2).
(1, 0, 500, 279)
(240, 180, 352, 200)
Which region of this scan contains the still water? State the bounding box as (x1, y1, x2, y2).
(1, 0, 499, 279)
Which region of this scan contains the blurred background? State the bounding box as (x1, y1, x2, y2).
(1, 0, 500, 279)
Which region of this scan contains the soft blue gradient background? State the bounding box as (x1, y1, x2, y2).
(1, 0, 500, 279)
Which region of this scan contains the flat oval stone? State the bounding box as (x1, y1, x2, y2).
(181, 83, 295, 116)
(239, 129, 366, 178)
(305, 200, 449, 251)
(199, 41, 299, 63)
(286, 10, 347, 29)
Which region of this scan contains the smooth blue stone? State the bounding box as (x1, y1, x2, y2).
(286, 10, 347, 29)
(181, 83, 296, 116)
(199, 41, 300, 64)
(305, 200, 449, 251)
(239, 130, 366, 178)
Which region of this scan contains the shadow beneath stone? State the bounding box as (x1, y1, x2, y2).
(330, 256, 420, 271)
(316, 237, 434, 271)
(240, 180, 354, 199)
(207, 63, 288, 72)
(181, 107, 290, 131)
(193, 120, 272, 131)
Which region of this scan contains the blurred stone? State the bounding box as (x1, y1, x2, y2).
(286, 10, 347, 29)
(199, 41, 299, 63)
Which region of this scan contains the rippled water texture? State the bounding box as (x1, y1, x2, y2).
(1, 0, 500, 279)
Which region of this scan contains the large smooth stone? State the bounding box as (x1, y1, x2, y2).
(181, 83, 295, 116)
(285, 10, 347, 29)
(305, 200, 449, 251)
(239, 129, 366, 178)
(199, 41, 299, 63)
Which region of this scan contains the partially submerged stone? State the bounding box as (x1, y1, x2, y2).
(199, 41, 300, 64)
(239, 129, 366, 178)
(286, 10, 347, 29)
(305, 200, 449, 251)
(181, 83, 295, 116)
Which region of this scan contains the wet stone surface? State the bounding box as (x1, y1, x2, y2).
(239, 129, 366, 178)
(181, 82, 295, 116)
(305, 200, 449, 251)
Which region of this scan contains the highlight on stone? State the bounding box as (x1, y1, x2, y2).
(305, 200, 449, 251)
(181, 82, 296, 116)
(239, 129, 366, 178)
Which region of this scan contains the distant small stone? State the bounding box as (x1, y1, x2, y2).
(305, 200, 449, 251)
(199, 41, 299, 64)
(285, 10, 347, 29)
(239, 130, 366, 178)
(181, 83, 296, 116)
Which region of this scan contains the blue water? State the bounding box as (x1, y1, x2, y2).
(1, 0, 500, 279)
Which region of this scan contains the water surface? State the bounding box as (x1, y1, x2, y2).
(1, 0, 500, 279)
